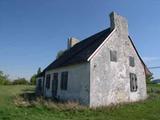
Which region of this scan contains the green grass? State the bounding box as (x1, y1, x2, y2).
(0, 84, 160, 120)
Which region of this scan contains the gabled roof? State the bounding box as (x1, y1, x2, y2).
(45, 28, 112, 71)
(44, 27, 151, 77)
(36, 71, 45, 78)
(128, 36, 152, 76)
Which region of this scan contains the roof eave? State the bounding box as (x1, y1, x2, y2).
(87, 28, 116, 61)
(128, 36, 152, 76)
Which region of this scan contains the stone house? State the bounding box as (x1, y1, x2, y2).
(36, 12, 151, 107)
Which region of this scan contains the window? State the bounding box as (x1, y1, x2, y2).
(110, 50, 117, 62)
(53, 73, 58, 81)
(46, 74, 51, 89)
(130, 73, 138, 92)
(129, 56, 135, 67)
(52, 73, 58, 96)
(61, 72, 68, 90)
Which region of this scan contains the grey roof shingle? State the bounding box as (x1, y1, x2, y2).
(45, 28, 112, 71)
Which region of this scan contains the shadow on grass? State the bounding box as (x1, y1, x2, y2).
(19, 86, 36, 101)
(20, 92, 36, 102)
(22, 87, 35, 92)
(14, 87, 38, 107)
(14, 87, 84, 110)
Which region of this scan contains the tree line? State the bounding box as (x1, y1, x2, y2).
(0, 68, 41, 85)
(0, 66, 153, 85)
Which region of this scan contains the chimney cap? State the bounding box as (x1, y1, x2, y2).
(67, 37, 79, 49)
(109, 11, 128, 35)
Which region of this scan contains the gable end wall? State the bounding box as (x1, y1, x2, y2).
(89, 30, 147, 107)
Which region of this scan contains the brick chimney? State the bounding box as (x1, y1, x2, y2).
(67, 37, 79, 49)
(110, 12, 128, 36)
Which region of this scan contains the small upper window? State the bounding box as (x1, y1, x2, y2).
(110, 50, 117, 62)
(46, 74, 51, 89)
(129, 56, 135, 67)
(130, 73, 138, 92)
(61, 72, 68, 90)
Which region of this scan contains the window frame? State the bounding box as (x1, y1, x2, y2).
(130, 73, 138, 92)
(129, 56, 135, 67)
(61, 71, 68, 90)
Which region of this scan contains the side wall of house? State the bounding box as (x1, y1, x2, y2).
(44, 63, 90, 105)
(89, 12, 147, 107)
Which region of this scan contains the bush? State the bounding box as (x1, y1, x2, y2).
(146, 74, 153, 84)
(30, 74, 37, 85)
(0, 70, 11, 85)
(12, 78, 29, 85)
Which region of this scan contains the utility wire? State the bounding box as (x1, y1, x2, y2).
(148, 66, 160, 69)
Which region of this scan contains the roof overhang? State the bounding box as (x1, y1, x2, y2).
(87, 28, 116, 61)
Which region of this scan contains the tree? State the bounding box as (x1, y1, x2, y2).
(37, 67, 41, 75)
(146, 74, 153, 84)
(56, 50, 65, 58)
(30, 67, 43, 85)
(12, 78, 29, 85)
(0, 70, 10, 85)
(30, 74, 37, 85)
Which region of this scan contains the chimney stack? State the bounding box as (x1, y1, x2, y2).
(67, 37, 79, 49)
(109, 12, 128, 35)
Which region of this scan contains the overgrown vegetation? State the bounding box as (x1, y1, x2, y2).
(146, 74, 154, 84)
(0, 84, 160, 120)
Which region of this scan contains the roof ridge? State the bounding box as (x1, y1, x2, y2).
(45, 28, 111, 71)
(57, 28, 110, 61)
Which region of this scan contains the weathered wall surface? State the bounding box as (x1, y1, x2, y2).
(44, 63, 90, 105)
(90, 12, 147, 107)
(42, 12, 147, 107)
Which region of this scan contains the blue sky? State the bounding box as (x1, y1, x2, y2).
(0, 0, 160, 80)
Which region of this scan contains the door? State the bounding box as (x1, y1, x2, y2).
(52, 73, 58, 98)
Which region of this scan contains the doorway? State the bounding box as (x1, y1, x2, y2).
(52, 73, 58, 98)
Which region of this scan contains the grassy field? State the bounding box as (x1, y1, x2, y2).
(0, 85, 160, 120)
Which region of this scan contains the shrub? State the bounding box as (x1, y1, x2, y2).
(12, 78, 29, 85)
(30, 74, 37, 85)
(146, 74, 153, 84)
(0, 70, 11, 85)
